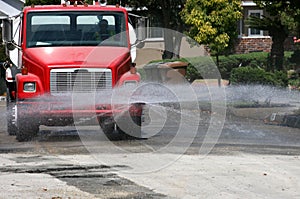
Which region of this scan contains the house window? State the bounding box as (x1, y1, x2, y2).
(248, 10, 263, 37)
(238, 19, 243, 37)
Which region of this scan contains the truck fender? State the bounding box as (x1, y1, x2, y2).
(117, 70, 141, 87)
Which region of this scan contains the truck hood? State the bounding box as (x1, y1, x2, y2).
(24, 47, 131, 67)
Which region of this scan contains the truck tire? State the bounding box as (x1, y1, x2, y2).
(15, 105, 39, 142)
(6, 94, 17, 136)
(98, 117, 115, 135)
(7, 103, 17, 135)
(16, 118, 39, 142)
(117, 115, 143, 140)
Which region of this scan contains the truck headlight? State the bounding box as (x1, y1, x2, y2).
(23, 82, 36, 92)
(124, 80, 138, 87)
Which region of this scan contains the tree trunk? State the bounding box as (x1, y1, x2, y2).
(172, 32, 183, 59)
(160, 0, 185, 60)
(162, 29, 175, 59)
(269, 28, 287, 71)
(172, 21, 185, 59)
(216, 54, 221, 87)
(162, 0, 186, 60)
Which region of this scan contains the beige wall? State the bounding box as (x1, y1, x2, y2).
(135, 37, 207, 67)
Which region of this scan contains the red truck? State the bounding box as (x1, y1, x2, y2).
(2, 1, 144, 141)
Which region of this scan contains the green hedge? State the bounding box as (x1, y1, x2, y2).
(217, 52, 270, 79)
(183, 53, 271, 82)
(229, 66, 288, 87)
(144, 52, 294, 84)
(187, 52, 294, 81)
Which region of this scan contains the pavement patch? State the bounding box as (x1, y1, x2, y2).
(0, 155, 166, 199)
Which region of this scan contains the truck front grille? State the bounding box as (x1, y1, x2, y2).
(50, 68, 112, 94)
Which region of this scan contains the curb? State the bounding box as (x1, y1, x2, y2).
(229, 106, 300, 129)
(264, 112, 300, 128)
(283, 115, 300, 128)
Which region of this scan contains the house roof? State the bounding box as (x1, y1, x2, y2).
(0, 0, 24, 19)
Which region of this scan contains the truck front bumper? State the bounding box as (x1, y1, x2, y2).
(16, 98, 143, 126)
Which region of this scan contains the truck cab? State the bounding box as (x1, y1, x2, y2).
(3, 1, 144, 141)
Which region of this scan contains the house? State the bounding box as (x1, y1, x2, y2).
(235, 0, 272, 54)
(133, 0, 274, 60)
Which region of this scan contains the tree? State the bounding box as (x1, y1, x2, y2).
(181, 0, 242, 67)
(110, 0, 186, 59)
(248, 1, 300, 71)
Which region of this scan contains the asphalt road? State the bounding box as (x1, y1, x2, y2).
(0, 101, 300, 198)
(1, 101, 300, 156)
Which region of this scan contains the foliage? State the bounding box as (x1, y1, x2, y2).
(144, 51, 295, 86)
(289, 51, 300, 64)
(115, 0, 186, 59)
(217, 52, 294, 79)
(288, 70, 300, 89)
(230, 66, 288, 87)
(118, 0, 186, 29)
(288, 49, 300, 66)
(247, 1, 300, 71)
(185, 52, 271, 80)
(185, 56, 219, 82)
(181, 0, 242, 56)
(217, 52, 269, 79)
(185, 52, 293, 81)
(289, 78, 300, 89)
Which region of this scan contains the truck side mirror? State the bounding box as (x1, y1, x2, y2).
(2, 19, 16, 51)
(136, 18, 146, 42)
(2, 19, 13, 43)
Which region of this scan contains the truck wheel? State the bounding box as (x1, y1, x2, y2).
(15, 104, 39, 142)
(16, 118, 39, 142)
(6, 96, 17, 136)
(117, 115, 143, 140)
(98, 117, 115, 135)
(7, 104, 18, 135)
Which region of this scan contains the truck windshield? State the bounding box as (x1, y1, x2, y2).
(26, 11, 128, 48)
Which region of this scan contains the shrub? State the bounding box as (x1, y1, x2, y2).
(217, 52, 269, 79)
(185, 56, 218, 82)
(144, 52, 293, 84)
(288, 50, 300, 66)
(230, 66, 288, 87)
(288, 70, 300, 90)
(274, 70, 288, 87)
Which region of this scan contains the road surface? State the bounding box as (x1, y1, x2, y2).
(0, 101, 300, 198)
